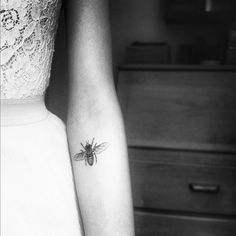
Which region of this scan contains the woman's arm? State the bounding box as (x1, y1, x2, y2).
(64, 0, 135, 235)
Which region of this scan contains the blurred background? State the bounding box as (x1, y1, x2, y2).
(47, 0, 236, 235)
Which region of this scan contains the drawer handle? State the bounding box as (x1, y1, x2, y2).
(189, 183, 220, 194)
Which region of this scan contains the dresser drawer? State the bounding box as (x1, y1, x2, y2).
(117, 70, 236, 152)
(134, 210, 236, 236)
(129, 148, 236, 215)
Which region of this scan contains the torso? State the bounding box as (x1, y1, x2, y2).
(0, 0, 62, 99)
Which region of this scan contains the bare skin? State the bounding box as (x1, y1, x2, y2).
(64, 0, 135, 235)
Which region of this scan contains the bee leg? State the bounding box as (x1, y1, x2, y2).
(94, 153, 97, 163)
(85, 158, 87, 166)
(91, 138, 95, 147)
(81, 143, 85, 149)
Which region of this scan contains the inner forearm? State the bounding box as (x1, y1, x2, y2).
(65, 0, 135, 234)
(67, 103, 135, 236)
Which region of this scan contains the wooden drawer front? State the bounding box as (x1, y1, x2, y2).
(135, 211, 236, 236)
(129, 148, 236, 215)
(117, 70, 236, 152)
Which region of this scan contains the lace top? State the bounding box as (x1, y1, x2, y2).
(0, 0, 61, 99)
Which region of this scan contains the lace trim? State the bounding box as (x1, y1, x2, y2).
(0, 0, 61, 99)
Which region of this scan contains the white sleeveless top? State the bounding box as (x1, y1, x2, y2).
(0, 0, 61, 99)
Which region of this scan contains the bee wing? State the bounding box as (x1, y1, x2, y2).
(94, 142, 110, 154)
(73, 152, 85, 161)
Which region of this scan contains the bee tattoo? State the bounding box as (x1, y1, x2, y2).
(73, 138, 109, 166)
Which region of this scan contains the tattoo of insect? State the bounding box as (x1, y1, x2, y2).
(73, 138, 109, 166)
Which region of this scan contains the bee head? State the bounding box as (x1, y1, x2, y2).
(85, 140, 91, 149)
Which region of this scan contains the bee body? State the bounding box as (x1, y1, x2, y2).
(86, 152, 95, 166)
(74, 138, 109, 166)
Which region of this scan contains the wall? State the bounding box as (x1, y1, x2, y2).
(46, 9, 68, 121)
(110, 0, 227, 66)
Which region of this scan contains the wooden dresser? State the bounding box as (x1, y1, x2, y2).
(117, 64, 236, 236)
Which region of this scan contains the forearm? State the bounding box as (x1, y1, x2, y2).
(67, 99, 135, 236)
(65, 0, 135, 234)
